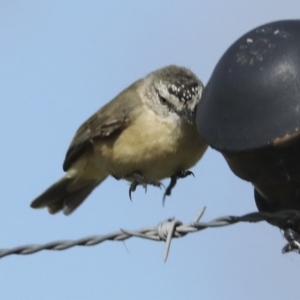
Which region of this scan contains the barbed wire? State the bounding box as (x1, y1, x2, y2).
(1, 207, 300, 261)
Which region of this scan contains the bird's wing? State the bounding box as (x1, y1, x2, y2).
(63, 81, 142, 171)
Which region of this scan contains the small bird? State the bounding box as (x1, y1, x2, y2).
(31, 65, 207, 215)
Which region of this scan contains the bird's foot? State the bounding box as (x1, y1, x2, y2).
(163, 170, 194, 205)
(177, 169, 194, 179)
(112, 174, 121, 180)
(129, 172, 162, 200)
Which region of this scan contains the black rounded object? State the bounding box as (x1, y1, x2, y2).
(196, 20, 300, 214)
(197, 19, 300, 152)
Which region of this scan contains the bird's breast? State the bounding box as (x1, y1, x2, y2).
(96, 107, 207, 180)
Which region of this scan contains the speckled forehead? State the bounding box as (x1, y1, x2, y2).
(167, 81, 201, 103)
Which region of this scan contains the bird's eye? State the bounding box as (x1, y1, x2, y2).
(158, 94, 168, 105)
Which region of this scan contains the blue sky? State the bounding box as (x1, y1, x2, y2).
(1, 1, 300, 299)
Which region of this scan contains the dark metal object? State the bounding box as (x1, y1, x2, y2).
(283, 228, 300, 253)
(197, 20, 300, 214)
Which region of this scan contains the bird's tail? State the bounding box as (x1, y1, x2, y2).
(30, 175, 105, 215)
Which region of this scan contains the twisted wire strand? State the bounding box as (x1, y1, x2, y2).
(1, 208, 300, 261)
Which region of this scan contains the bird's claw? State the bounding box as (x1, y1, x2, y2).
(129, 181, 138, 201)
(128, 172, 162, 200)
(177, 170, 194, 178)
(162, 169, 195, 205)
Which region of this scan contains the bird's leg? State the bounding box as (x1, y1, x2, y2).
(129, 181, 139, 200)
(129, 171, 162, 200)
(163, 170, 194, 205)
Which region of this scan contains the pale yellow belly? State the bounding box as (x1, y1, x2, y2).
(93, 108, 207, 181)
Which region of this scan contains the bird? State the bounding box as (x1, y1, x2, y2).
(30, 65, 207, 215)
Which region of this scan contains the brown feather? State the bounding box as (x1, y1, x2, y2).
(31, 176, 105, 215)
(62, 80, 142, 171)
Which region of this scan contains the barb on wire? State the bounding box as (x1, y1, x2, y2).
(1, 207, 300, 261)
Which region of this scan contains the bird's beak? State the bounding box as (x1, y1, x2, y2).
(178, 107, 196, 124)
